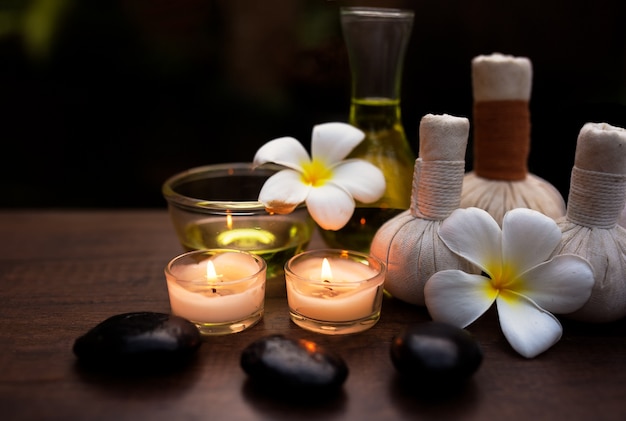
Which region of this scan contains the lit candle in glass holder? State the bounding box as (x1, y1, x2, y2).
(285, 249, 386, 335)
(164, 249, 267, 335)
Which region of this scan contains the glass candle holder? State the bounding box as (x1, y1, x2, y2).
(164, 249, 267, 335)
(285, 249, 386, 335)
(162, 163, 314, 280)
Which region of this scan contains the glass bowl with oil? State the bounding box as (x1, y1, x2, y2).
(162, 163, 314, 280)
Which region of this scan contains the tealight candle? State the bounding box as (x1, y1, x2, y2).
(164, 249, 267, 335)
(285, 249, 386, 335)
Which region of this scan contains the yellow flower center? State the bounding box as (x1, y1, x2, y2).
(482, 259, 520, 300)
(300, 159, 333, 187)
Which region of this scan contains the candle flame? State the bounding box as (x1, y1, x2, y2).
(206, 260, 219, 281)
(226, 213, 233, 230)
(321, 258, 333, 281)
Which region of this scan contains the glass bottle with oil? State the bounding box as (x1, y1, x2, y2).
(321, 6, 415, 252)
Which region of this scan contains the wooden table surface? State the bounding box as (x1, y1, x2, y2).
(1, 209, 625, 421)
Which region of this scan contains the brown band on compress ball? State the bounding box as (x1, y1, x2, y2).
(473, 100, 530, 181)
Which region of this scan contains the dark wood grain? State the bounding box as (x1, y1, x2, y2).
(0, 210, 624, 421)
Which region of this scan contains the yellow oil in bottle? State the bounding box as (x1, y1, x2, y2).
(325, 6, 415, 252)
(320, 98, 415, 252)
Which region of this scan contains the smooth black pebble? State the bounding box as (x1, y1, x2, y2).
(241, 334, 348, 396)
(73, 312, 202, 373)
(390, 321, 483, 387)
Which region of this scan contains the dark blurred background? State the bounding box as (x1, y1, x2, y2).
(1, 0, 624, 208)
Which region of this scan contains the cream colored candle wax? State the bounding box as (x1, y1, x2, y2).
(165, 251, 266, 324)
(286, 256, 382, 322)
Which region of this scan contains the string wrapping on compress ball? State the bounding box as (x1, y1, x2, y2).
(567, 166, 626, 229)
(411, 160, 466, 220)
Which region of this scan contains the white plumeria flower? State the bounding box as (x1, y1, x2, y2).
(252, 122, 385, 230)
(424, 207, 594, 359)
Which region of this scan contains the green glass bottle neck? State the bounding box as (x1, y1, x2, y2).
(349, 98, 404, 132)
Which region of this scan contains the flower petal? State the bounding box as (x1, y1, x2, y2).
(311, 122, 365, 165)
(331, 160, 385, 203)
(258, 170, 310, 213)
(502, 208, 562, 273)
(513, 254, 594, 314)
(496, 291, 562, 358)
(306, 184, 355, 230)
(424, 270, 497, 327)
(438, 207, 503, 277)
(253, 137, 310, 171)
